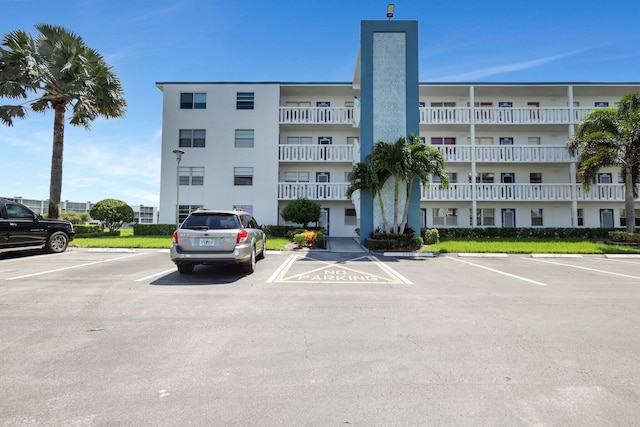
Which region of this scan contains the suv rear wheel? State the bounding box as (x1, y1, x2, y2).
(242, 247, 256, 274)
(177, 263, 195, 274)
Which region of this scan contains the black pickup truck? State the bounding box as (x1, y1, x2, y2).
(0, 200, 74, 254)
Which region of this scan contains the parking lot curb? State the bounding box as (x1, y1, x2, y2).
(530, 253, 583, 258)
(457, 253, 509, 258)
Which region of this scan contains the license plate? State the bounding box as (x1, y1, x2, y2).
(199, 238, 218, 247)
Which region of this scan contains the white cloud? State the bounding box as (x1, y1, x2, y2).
(426, 50, 587, 82)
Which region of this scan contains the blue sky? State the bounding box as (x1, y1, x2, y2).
(1, 0, 638, 207)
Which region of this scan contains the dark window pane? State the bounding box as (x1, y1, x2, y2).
(180, 93, 193, 109)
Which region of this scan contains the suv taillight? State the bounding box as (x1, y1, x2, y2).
(173, 230, 179, 244)
(237, 228, 248, 243)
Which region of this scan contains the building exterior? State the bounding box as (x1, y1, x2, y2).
(156, 20, 640, 238)
(0, 196, 158, 224)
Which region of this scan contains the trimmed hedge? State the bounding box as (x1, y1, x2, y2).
(133, 224, 177, 236)
(428, 227, 617, 240)
(73, 225, 104, 236)
(609, 231, 640, 243)
(365, 237, 423, 251)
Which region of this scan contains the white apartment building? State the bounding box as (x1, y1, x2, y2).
(156, 20, 640, 239)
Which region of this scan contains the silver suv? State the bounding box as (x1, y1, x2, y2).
(170, 209, 266, 274)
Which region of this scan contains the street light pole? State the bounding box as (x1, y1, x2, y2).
(172, 149, 185, 228)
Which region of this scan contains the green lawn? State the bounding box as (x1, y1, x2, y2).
(70, 229, 639, 254)
(425, 238, 640, 254)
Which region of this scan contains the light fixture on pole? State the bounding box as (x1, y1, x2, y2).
(172, 149, 185, 227)
(386, 3, 395, 19)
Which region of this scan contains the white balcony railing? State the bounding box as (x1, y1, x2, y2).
(278, 182, 349, 200)
(278, 106, 599, 126)
(431, 145, 573, 163)
(278, 144, 353, 162)
(421, 183, 636, 202)
(279, 107, 353, 125)
(419, 107, 599, 125)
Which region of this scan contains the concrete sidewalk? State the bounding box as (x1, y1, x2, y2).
(327, 237, 367, 253)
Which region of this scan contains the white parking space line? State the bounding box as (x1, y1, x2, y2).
(447, 256, 549, 286)
(266, 255, 297, 283)
(526, 257, 640, 280)
(370, 255, 413, 284)
(5, 253, 148, 281)
(135, 268, 177, 282)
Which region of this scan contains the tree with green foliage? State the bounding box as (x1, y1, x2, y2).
(568, 91, 640, 233)
(89, 199, 134, 232)
(348, 135, 449, 234)
(280, 198, 322, 228)
(0, 24, 126, 219)
(345, 161, 390, 232)
(61, 210, 91, 225)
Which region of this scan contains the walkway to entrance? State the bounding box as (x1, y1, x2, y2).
(327, 237, 366, 253)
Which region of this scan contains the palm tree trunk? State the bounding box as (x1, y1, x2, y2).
(48, 101, 65, 219)
(400, 181, 413, 234)
(625, 169, 635, 233)
(377, 193, 389, 233)
(393, 178, 400, 234)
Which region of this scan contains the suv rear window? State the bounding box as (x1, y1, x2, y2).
(182, 213, 241, 230)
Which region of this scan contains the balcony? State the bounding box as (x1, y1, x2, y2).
(279, 144, 354, 162)
(420, 107, 594, 125)
(279, 107, 353, 125)
(278, 182, 349, 200)
(431, 145, 573, 163)
(421, 183, 636, 202)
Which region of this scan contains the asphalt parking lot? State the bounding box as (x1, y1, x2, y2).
(1, 248, 639, 426)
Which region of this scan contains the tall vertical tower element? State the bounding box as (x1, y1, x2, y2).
(358, 20, 420, 244)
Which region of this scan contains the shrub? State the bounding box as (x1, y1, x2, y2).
(263, 225, 299, 237)
(280, 198, 321, 227)
(89, 199, 134, 232)
(292, 229, 326, 249)
(423, 228, 439, 245)
(608, 231, 640, 243)
(432, 227, 616, 240)
(133, 224, 177, 236)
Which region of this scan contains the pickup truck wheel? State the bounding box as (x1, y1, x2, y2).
(46, 231, 69, 253)
(177, 263, 195, 274)
(242, 247, 256, 274)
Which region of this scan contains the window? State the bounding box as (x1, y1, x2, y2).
(431, 137, 456, 145)
(620, 209, 640, 227)
(471, 208, 495, 226)
(284, 171, 310, 182)
(528, 137, 541, 145)
(180, 92, 206, 109)
(285, 136, 313, 145)
(597, 173, 612, 184)
(473, 173, 494, 183)
(498, 101, 513, 107)
(318, 136, 332, 145)
(577, 208, 584, 226)
(236, 92, 255, 109)
(235, 129, 254, 148)
(529, 172, 542, 183)
(433, 208, 458, 226)
(178, 205, 203, 223)
(345, 208, 357, 225)
(531, 208, 543, 226)
(234, 167, 253, 185)
(430, 102, 457, 107)
(5, 203, 34, 219)
(474, 137, 494, 145)
(594, 101, 609, 107)
(179, 167, 204, 185)
(432, 172, 457, 184)
(499, 137, 514, 145)
(179, 129, 206, 147)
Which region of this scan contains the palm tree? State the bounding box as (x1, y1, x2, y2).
(345, 160, 391, 232)
(567, 91, 640, 233)
(0, 24, 126, 218)
(398, 135, 449, 234)
(369, 138, 407, 234)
